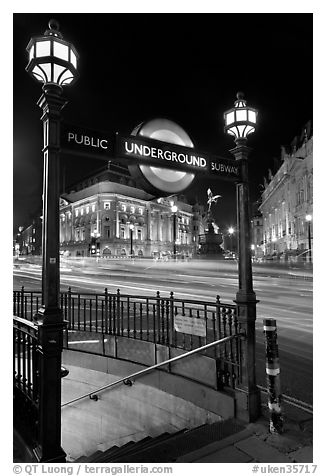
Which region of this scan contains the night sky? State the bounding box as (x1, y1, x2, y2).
(13, 12, 312, 233)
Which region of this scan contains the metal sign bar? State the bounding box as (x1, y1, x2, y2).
(60, 122, 241, 181)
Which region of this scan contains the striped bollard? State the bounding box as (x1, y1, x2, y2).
(263, 318, 284, 433)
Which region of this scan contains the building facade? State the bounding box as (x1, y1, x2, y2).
(14, 219, 42, 256)
(258, 121, 313, 259)
(59, 164, 195, 258)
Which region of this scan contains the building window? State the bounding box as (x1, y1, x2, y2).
(86, 206, 89, 214)
(137, 229, 142, 240)
(121, 227, 125, 238)
(121, 204, 126, 212)
(139, 208, 143, 215)
(75, 209, 79, 217)
(130, 206, 135, 213)
(33, 228, 35, 234)
(104, 202, 110, 210)
(105, 226, 110, 239)
(91, 204, 96, 212)
(80, 208, 84, 216)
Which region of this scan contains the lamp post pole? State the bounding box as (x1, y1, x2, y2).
(25, 19, 78, 462)
(33, 79, 67, 464)
(224, 93, 260, 422)
(130, 224, 134, 256)
(228, 227, 235, 252)
(305, 215, 312, 263)
(171, 205, 178, 259)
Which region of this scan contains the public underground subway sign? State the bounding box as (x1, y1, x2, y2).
(60, 118, 241, 194)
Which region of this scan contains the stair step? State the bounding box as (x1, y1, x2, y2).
(113, 419, 245, 463)
(94, 440, 137, 463)
(113, 430, 187, 463)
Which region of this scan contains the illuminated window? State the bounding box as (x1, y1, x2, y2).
(139, 208, 143, 215)
(130, 206, 135, 214)
(121, 204, 126, 212)
(75, 209, 79, 217)
(92, 204, 96, 212)
(86, 206, 89, 214)
(104, 202, 110, 210)
(80, 208, 84, 216)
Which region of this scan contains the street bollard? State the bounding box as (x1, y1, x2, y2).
(263, 318, 284, 433)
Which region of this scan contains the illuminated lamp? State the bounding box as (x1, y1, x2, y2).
(26, 19, 78, 88)
(224, 92, 258, 142)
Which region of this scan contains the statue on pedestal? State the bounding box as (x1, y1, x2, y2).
(198, 188, 223, 256)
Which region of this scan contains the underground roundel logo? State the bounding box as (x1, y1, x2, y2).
(128, 118, 196, 195)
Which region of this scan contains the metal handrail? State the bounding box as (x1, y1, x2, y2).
(62, 333, 242, 408)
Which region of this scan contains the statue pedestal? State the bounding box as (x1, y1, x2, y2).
(198, 220, 224, 257)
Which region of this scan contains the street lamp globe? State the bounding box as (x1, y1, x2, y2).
(171, 205, 178, 213)
(26, 19, 79, 89)
(224, 92, 258, 142)
(228, 227, 234, 234)
(305, 214, 312, 222)
(129, 223, 135, 231)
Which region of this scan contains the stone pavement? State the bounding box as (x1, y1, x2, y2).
(177, 400, 313, 463)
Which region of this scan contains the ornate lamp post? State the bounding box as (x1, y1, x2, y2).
(171, 205, 178, 259)
(224, 92, 260, 421)
(129, 223, 134, 256)
(26, 19, 78, 462)
(305, 214, 312, 263)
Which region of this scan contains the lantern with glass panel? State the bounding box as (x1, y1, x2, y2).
(224, 92, 258, 141)
(26, 19, 78, 88)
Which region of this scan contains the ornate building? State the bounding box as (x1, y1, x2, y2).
(14, 218, 42, 256)
(258, 121, 313, 259)
(59, 163, 195, 258)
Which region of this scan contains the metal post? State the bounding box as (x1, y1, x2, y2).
(130, 227, 133, 256)
(263, 318, 283, 433)
(33, 84, 66, 462)
(173, 213, 177, 259)
(230, 140, 260, 422)
(307, 221, 312, 263)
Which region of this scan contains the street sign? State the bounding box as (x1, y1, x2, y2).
(115, 134, 208, 174)
(174, 314, 207, 337)
(61, 123, 115, 160)
(60, 121, 242, 182)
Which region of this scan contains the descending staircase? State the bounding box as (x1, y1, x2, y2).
(75, 419, 245, 463)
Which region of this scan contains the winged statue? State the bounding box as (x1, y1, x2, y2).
(207, 188, 222, 212)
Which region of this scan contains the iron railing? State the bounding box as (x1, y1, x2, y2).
(14, 315, 38, 403)
(13, 315, 39, 445)
(13, 287, 241, 388)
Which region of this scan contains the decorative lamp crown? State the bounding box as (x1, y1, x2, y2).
(224, 92, 258, 140)
(26, 19, 79, 88)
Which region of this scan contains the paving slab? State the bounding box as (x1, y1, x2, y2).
(195, 445, 253, 463)
(288, 446, 313, 463)
(235, 436, 294, 463)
